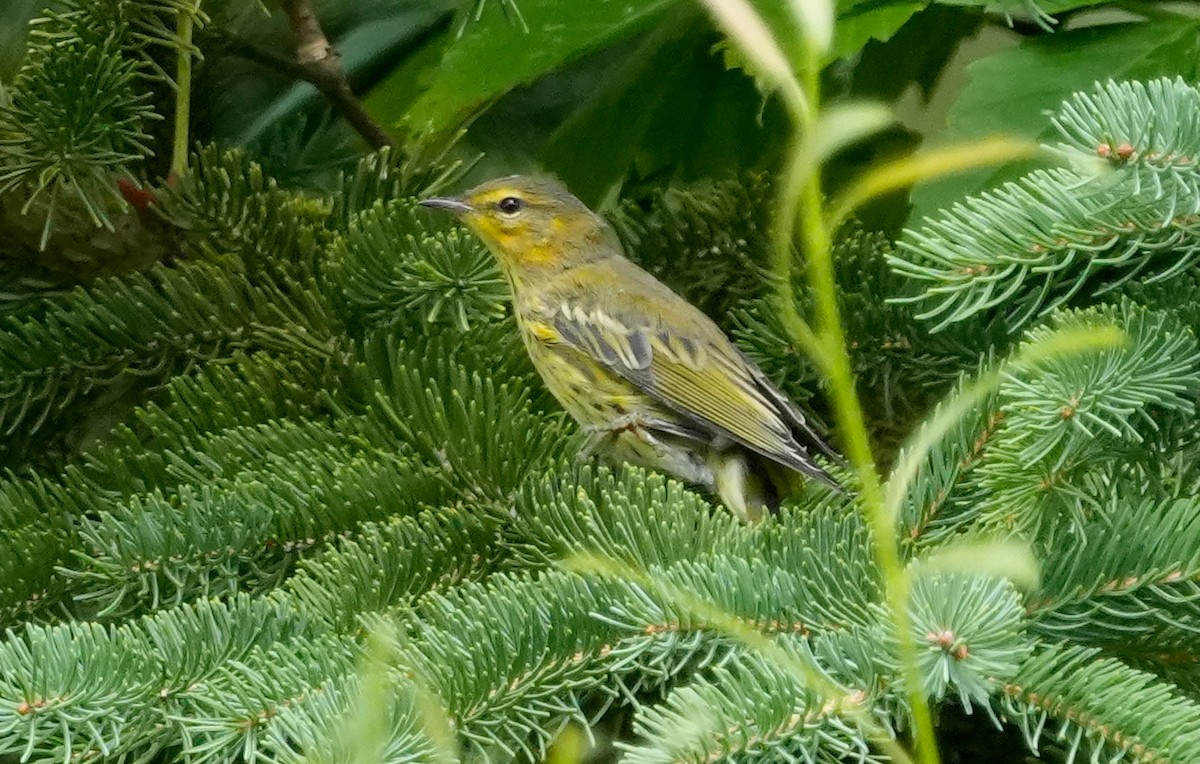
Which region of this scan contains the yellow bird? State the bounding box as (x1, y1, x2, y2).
(420, 176, 840, 520)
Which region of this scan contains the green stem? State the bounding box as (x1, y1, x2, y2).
(770, 142, 826, 371)
(172, 4, 196, 179)
(784, 55, 941, 764)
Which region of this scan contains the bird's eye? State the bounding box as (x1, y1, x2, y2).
(498, 196, 524, 215)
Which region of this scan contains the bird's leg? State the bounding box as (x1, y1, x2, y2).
(579, 429, 607, 459)
(581, 412, 673, 457)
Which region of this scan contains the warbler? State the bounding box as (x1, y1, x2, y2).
(420, 176, 840, 520)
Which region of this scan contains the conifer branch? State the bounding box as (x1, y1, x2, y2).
(971, 303, 1200, 538)
(1000, 643, 1200, 762)
(908, 574, 1029, 708)
(154, 146, 328, 274)
(63, 449, 448, 617)
(1001, 304, 1197, 463)
(900, 397, 1004, 546)
(608, 174, 773, 319)
(0, 34, 158, 239)
(622, 649, 880, 764)
(1053, 78, 1200, 211)
(283, 512, 503, 632)
(265, 667, 444, 764)
(893, 78, 1200, 334)
(332, 201, 508, 332)
(1029, 495, 1200, 645)
(366, 339, 578, 503)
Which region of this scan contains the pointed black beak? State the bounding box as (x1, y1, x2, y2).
(419, 196, 473, 214)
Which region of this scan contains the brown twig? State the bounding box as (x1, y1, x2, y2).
(239, 0, 395, 149)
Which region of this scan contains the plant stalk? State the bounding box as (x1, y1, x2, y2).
(172, 4, 196, 179)
(781, 52, 942, 764)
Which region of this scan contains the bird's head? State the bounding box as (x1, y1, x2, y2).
(420, 176, 612, 271)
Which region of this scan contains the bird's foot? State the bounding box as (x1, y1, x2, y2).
(581, 412, 670, 457)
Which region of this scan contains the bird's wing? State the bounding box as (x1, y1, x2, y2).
(536, 272, 838, 482)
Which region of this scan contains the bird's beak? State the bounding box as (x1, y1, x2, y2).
(419, 196, 473, 215)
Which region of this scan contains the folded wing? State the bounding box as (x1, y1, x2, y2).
(548, 297, 839, 484)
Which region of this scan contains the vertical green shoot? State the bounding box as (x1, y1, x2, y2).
(788, 54, 942, 764)
(699, 0, 940, 761)
(172, 3, 197, 179)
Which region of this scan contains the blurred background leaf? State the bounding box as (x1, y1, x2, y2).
(399, 0, 681, 142)
(0, 0, 37, 78)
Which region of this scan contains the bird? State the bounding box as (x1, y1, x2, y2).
(420, 176, 841, 520)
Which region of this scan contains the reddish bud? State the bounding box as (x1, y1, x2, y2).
(117, 178, 158, 211)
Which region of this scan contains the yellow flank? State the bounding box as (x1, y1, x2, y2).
(419, 175, 841, 520)
(526, 320, 559, 344)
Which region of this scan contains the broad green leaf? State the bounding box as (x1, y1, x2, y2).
(701, 0, 800, 87)
(909, 17, 1200, 224)
(700, 0, 807, 116)
(830, 0, 923, 62)
(539, 17, 707, 205)
(564, 552, 915, 764)
(364, 27, 455, 139)
(727, 0, 919, 69)
(540, 14, 786, 205)
(1031, 0, 1121, 9)
(939, 0, 1116, 15)
(849, 4, 983, 101)
(0, 0, 36, 77)
(403, 0, 680, 138)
